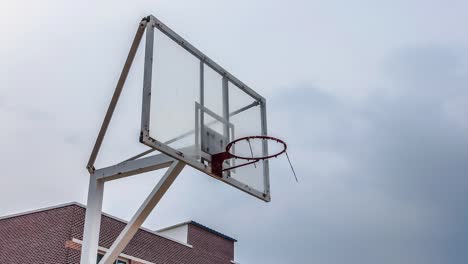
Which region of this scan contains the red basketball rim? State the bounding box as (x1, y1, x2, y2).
(225, 135, 287, 161)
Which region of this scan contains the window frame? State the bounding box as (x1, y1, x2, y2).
(97, 252, 129, 264)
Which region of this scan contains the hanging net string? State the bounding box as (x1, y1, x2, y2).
(285, 151, 298, 182)
(247, 138, 257, 168)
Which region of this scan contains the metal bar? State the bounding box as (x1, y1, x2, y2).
(230, 101, 260, 116)
(80, 175, 105, 264)
(195, 103, 200, 153)
(199, 61, 204, 153)
(87, 20, 147, 173)
(222, 76, 230, 141)
(229, 124, 236, 171)
(200, 62, 204, 107)
(149, 15, 265, 102)
(94, 153, 174, 182)
(99, 161, 185, 264)
(140, 19, 155, 136)
(260, 100, 270, 199)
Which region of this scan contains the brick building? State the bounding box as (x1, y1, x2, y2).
(0, 203, 237, 264)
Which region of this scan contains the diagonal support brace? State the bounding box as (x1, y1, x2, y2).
(99, 161, 185, 264)
(87, 18, 148, 173)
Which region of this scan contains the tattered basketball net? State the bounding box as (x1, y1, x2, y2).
(212, 136, 298, 182)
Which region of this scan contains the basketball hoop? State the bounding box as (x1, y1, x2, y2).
(212, 136, 297, 182)
(226, 136, 287, 160)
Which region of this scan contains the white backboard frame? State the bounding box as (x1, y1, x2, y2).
(140, 15, 270, 201)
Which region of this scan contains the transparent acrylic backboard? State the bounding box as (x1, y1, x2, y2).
(140, 16, 270, 201)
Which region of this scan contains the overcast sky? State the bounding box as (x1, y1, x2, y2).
(1, 1, 468, 263)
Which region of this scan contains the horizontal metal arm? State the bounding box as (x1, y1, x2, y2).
(93, 153, 174, 182)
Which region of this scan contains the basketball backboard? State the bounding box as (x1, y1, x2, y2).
(139, 15, 270, 201)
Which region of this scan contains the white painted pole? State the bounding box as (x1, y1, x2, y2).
(80, 176, 105, 264)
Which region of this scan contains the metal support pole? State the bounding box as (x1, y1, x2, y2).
(82, 19, 156, 264)
(99, 161, 185, 264)
(80, 176, 105, 264)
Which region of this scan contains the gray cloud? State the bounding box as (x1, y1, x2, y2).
(249, 45, 468, 264)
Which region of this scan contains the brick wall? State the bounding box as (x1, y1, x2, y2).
(0, 205, 76, 263)
(0, 204, 236, 264)
(71, 206, 234, 263)
(187, 224, 234, 261)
